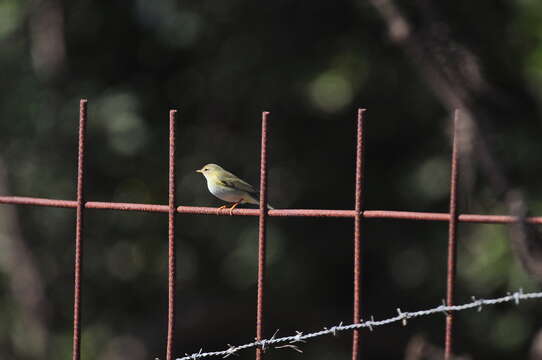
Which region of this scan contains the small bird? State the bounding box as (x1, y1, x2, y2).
(196, 163, 273, 214)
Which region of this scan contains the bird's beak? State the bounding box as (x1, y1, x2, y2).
(195, 169, 203, 173)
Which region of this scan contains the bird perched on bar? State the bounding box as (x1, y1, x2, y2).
(196, 163, 273, 214)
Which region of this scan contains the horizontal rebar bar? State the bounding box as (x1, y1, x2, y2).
(1, 196, 542, 224)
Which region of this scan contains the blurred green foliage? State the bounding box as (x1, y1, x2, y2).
(1, 0, 542, 359)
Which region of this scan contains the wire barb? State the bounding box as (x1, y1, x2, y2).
(471, 296, 483, 312)
(222, 345, 238, 358)
(290, 331, 305, 344)
(397, 308, 409, 326)
(189, 349, 203, 360)
(270, 329, 279, 341)
(441, 300, 450, 316)
(515, 289, 523, 305)
(324, 322, 342, 337)
(275, 344, 303, 353)
(365, 316, 375, 332)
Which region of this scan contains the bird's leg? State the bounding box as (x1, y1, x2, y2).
(216, 204, 227, 215)
(228, 202, 240, 216)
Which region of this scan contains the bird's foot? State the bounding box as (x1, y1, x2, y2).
(228, 202, 240, 216)
(216, 205, 227, 215)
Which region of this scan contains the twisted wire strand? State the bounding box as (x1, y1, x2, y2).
(176, 289, 541, 360)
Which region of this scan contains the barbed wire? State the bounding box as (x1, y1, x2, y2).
(174, 289, 542, 360)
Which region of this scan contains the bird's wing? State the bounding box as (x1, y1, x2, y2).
(218, 171, 257, 194)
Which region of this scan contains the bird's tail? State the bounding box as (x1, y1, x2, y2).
(246, 194, 274, 209)
(257, 203, 274, 209)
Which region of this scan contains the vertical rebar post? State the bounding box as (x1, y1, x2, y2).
(444, 110, 460, 360)
(72, 99, 87, 360)
(352, 109, 366, 360)
(256, 111, 270, 360)
(166, 110, 178, 360)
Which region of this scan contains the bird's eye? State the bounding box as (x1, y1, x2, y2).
(204, 168, 208, 171)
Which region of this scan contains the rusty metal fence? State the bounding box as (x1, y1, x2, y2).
(1, 99, 541, 360)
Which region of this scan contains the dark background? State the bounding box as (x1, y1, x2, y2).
(1, 1, 542, 359)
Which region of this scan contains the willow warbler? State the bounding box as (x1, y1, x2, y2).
(196, 163, 273, 213)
